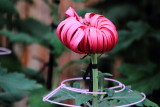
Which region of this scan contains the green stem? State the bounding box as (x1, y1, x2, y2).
(52, 68, 59, 89)
(91, 53, 99, 107)
(100, 76, 104, 92)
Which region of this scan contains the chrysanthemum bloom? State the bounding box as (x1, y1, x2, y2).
(56, 7, 118, 54)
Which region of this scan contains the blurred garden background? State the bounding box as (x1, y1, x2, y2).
(0, 0, 160, 107)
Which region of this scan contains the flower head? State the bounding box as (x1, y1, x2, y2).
(56, 7, 118, 54)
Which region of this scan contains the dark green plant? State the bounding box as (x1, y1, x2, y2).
(28, 87, 54, 107)
(98, 0, 160, 105)
(0, 0, 62, 106)
(0, 67, 41, 106)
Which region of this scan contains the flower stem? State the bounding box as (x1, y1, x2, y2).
(91, 53, 99, 107)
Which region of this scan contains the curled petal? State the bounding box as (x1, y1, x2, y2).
(70, 28, 85, 53)
(56, 17, 76, 38)
(83, 28, 90, 53)
(65, 7, 83, 23)
(90, 14, 102, 27)
(88, 27, 98, 53)
(66, 24, 82, 47)
(65, 7, 79, 19)
(96, 29, 103, 53)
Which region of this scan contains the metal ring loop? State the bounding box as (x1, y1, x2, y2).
(0, 47, 11, 55)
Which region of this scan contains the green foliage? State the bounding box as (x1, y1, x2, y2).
(0, 68, 42, 106)
(110, 21, 150, 54)
(75, 94, 93, 105)
(143, 99, 159, 107)
(15, 18, 50, 37)
(119, 63, 160, 94)
(51, 4, 59, 25)
(99, 87, 158, 107)
(0, 92, 26, 106)
(73, 82, 80, 88)
(0, 30, 37, 44)
(94, 1, 160, 105)
(77, 8, 99, 17)
(99, 99, 122, 107)
(98, 72, 113, 77)
(103, 90, 143, 106)
(0, 72, 41, 93)
(50, 82, 93, 106)
(0, 0, 17, 14)
(0, 54, 22, 72)
(0, 29, 65, 57)
(43, 31, 65, 57)
(49, 82, 158, 107)
(28, 87, 53, 107)
(104, 4, 139, 24)
(22, 67, 45, 83)
(0, 18, 50, 45)
(51, 88, 79, 102)
(72, 0, 86, 3)
(0, 0, 64, 107)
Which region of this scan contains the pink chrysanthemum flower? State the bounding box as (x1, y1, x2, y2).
(56, 7, 118, 54)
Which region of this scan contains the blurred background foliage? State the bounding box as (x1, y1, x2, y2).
(0, 0, 160, 106)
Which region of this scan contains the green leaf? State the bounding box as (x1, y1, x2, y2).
(98, 73, 113, 77)
(0, 30, 37, 44)
(51, 88, 79, 102)
(72, 0, 85, 3)
(22, 67, 44, 83)
(117, 62, 160, 94)
(101, 89, 144, 106)
(149, 30, 160, 41)
(73, 82, 80, 88)
(104, 4, 139, 23)
(16, 18, 50, 37)
(0, 54, 22, 72)
(98, 71, 105, 92)
(109, 30, 131, 54)
(28, 87, 53, 107)
(0, 71, 42, 93)
(0, 17, 7, 28)
(0, 30, 64, 57)
(98, 72, 113, 91)
(0, 68, 7, 74)
(0, 0, 17, 14)
(105, 88, 114, 97)
(143, 99, 159, 107)
(0, 92, 26, 106)
(75, 94, 93, 105)
(110, 21, 150, 54)
(0, 68, 42, 106)
(77, 8, 99, 17)
(119, 62, 156, 75)
(99, 99, 123, 107)
(43, 31, 65, 57)
(51, 4, 59, 25)
(99, 100, 110, 107)
(132, 72, 160, 94)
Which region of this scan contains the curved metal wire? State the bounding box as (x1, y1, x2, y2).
(43, 77, 146, 107)
(0, 47, 11, 55)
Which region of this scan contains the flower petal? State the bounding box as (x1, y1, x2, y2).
(70, 28, 85, 53)
(88, 27, 98, 53)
